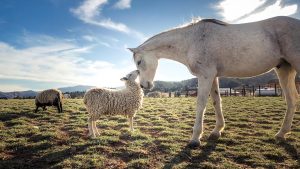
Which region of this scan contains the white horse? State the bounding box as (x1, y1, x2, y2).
(129, 16, 300, 147)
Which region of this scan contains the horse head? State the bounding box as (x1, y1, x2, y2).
(128, 47, 158, 90)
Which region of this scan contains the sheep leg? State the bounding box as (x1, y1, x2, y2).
(92, 120, 100, 136)
(60, 102, 63, 113)
(128, 116, 134, 132)
(56, 101, 62, 113)
(88, 117, 96, 138)
(35, 106, 39, 113)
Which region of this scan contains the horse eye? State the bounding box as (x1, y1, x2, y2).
(137, 60, 141, 65)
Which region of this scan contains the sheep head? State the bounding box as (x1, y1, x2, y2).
(120, 70, 140, 82)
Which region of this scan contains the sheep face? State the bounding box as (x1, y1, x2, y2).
(120, 70, 139, 82)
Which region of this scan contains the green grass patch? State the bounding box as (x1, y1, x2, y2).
(0, 97, 299, 168)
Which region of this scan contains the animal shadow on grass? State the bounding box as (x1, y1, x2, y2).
(0, 111, 41, 122)
(0, 111, 42, 127)
(162, 140, 218, 169)
(1, 143, 91, 168)
(263, 138, 299, 165)
(277, 141, 299, 165)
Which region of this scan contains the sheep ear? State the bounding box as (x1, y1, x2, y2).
(128, 48, 137, 53)
(120, 77, 128, 81)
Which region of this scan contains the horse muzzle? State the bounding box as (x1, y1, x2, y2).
(140, 81, 153, 90)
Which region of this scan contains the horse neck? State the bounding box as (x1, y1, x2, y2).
(140, 29, 189, 65)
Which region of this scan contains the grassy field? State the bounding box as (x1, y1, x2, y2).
(0, 97, 299, 168)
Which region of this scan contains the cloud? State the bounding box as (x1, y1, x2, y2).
(71, 0, 145, 40)
(0, 34, 135, 89)
(216, 0, 298, 23)
(114, 0, 132, 9)
(0, 84, 30, 92)
(238, 0, 298, 23)
(82, 35, 95, 42)
(216, 0, 266, 22)
(82, 35, 111, 47)
(70, 0, 129, 32)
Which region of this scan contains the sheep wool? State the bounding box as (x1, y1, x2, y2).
(83, 70, 143, 138)
(146, 91, 161, 98)
(35, 89, 63, 113)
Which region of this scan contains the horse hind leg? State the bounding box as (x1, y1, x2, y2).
(208, 77, 225, 140)
(275, 62, 298, 140)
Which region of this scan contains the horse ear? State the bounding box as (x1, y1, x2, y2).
(120, 77, 128, 81)
(128, 48, 137, 53)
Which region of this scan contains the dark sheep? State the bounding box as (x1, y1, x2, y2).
(35, 89, 63, 113)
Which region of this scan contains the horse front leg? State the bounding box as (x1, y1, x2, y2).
(208, 77, 225, 140)
(189, 75, 215, 147)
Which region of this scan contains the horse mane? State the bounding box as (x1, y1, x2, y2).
(138, 18, 227, 49)
(200, 19, 228, 26)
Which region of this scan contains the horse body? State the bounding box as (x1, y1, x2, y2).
(130, 16, 300, 147)
(181, 16, 299, 78)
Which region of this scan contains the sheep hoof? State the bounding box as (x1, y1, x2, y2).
(90, 136, 97, 139)
(88, 134, 97, 139)
(208, 132, 221, 140)
(188, 140, 201, 148)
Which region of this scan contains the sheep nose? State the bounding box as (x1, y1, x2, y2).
(136, 70, 140, 74)
(140, 84, 144, 88)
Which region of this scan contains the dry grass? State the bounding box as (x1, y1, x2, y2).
(0, 97, 299, 168)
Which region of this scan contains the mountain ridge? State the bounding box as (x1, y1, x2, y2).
(0, 71, 289, 98)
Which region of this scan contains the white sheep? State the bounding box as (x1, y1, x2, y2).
(146, 91, 161, 98)
(35, 89, 63, 113)
(83, 70, 143, 138)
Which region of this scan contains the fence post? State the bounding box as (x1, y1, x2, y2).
(258, 85, 261, 96)
(230, 87, 232, 96)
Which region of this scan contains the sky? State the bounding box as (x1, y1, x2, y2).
(0, 0, 299, 92)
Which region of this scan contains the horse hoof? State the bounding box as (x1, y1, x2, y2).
(188, 140, 201, 148)
(275, 135, 286, 142)
(208, 132, 221, 140)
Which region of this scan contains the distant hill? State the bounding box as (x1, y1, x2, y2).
(2, 70, 297, 98)
(0, 85, 95, 99)
(0, 90, 38, 99)
(0, 92, 10, 98)
(58, 85, 95, 93)
(152, 71, 279, 92)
